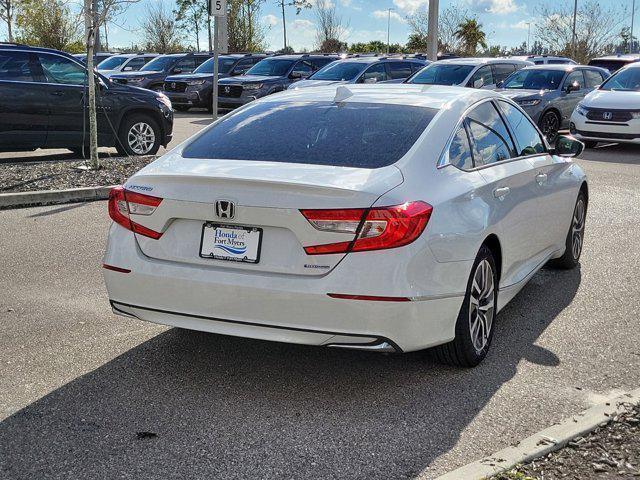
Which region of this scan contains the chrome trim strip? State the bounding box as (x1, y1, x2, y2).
(327, 341, 397, 353)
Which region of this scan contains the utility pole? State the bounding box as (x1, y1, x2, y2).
(427, 0, 439, 61)
(84, 0, 99, 169)
(281, 0, 287, 50)
(386, 8, 394, 54)
(631, 0, 636, 54)
(571, 0, 578, 59)
(526, 22, 531, 54)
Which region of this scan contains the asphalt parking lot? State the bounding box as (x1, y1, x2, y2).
(1, 143, 639, 479)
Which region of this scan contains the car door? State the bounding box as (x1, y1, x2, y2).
(558, 69, 587, 127)
(36, 52, 89, 148)
(467, 65, 495, 89)
(464, 100, 542, 288)
(496, 99, 573, 259)
(0, 50, 49, 150)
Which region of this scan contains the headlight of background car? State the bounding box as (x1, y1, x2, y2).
(517, 99, 541, 107)
(631, 111, 640, 119)
(575, 103, 588, 116)
(188, 79, 206, 85)
(157, 93, 172, 109)
(243, 83, 263, 90)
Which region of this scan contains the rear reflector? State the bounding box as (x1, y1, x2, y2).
(328, 293, 411, 302)
(102, 263, 131, 273)
(108, 186, 163, 239)
(301, 201, 432, 255)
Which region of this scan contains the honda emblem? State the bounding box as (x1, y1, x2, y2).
(603, 111, 613, 120)
(215, 200, 235, 219)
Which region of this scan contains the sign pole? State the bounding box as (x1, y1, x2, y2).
(212, 15, 219, 120)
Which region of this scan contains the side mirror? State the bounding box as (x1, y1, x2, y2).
(565, 82, 580, 93)
(473, 78, 485, 88)
(363, 77, 377, 84)
(172, 68, 182, 74)
(553, 135, 584, 158)
(289, 71, 303, 80)
(496, 80, 504, 88)
(123, 66, 133, 72)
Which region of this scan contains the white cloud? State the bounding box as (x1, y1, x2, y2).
(292, 19, 314, 30)
(465, 0, 520, 15)
(263, 14, 279, 27)
(392, 0, 428, 15)
(510, 20, 531, 30)
(372, 9, 407, 23)
(339, 0, 351, 6)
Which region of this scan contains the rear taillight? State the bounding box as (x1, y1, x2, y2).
(108, 186, 163, 239)
(301, 201, 432, 255)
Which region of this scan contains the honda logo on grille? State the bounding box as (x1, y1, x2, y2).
(171, 82, 176, 89)
(224, 86, 230, 94)
(215, 200, 235, 219)
(603, 111, 613, 120)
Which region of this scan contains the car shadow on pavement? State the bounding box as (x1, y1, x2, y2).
(580, 143, 640, 165)
(0, 267, 580, 479)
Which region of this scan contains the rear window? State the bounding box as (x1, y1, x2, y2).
(588, 59, 631, 72)
(182, 101, 438, 168)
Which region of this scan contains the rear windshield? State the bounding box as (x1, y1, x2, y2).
(408, 64, 475, 85)
(182, 101, 438, 168)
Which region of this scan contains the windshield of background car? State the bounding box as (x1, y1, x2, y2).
(502, 69, 566, 90)
(97, 56, 128, 70)
(195, 57, 238, 74)
(182, 101, 438, 168)
(310, 62, 364, 81)
(408, 64, 475, 85)
(141, 56, 177, 72)
(246, 59, 295, 76)
(599, 67, 640, 91)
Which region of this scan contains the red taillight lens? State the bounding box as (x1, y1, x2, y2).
(108, 186, 163, 239)
(301, 201, 432, 255)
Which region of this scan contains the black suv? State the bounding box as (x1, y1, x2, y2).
(110, 52, 212, 91)
(217, 54, 339, 109)
(0, 44, 173, 156)
(164, 53, 267, 112)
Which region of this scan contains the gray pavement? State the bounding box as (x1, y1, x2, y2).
(0, 111, 214, 162)
(0, 143, 639, 479)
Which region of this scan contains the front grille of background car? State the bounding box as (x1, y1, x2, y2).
(585, 108, 634, 122)
(164, 82, 187, 92)
(219, 85, 243, 98)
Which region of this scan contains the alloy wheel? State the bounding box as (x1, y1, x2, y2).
(469, 259, 495, 353)
(571, 198, 586, 259)
(127, 122, 156, 155)
(541, 113, 559, 143)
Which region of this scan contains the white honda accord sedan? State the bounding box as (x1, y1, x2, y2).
(103, 84, 588, 367)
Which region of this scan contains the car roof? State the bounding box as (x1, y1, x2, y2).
(268, 54, 340, 60)
(591, 54, 640, 61)
(436, 57, 532, 66)
(522, 64, 587, 71)
(266, 83, 501, 110)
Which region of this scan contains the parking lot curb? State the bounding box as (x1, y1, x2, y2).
(435, 388, 640, 480)
(0, 185, 116, 210)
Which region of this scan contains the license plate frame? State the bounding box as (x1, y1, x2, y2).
(199, 222, 263, 264)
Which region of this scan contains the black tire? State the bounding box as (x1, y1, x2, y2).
(583, 140, 598, 148)
(174, 106, 190, 112)
(548, 191, 587, 270)
(539, 110, 561, 144)
(431, 245, 498, 367)
(116, 114, 162, 157)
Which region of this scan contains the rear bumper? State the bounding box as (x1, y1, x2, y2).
(103, 224, 468, 352)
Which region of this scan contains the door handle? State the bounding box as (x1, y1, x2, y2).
(536, 173, 548, 185)
(493, 187, 510, 198)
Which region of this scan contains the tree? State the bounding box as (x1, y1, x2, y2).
(314, 0, 347, 52)
(174, 0, 206, 51)
(276, 0, 310, 50)
(407, 4, 470, 54)
(141, 2, 185, 53)
(15, 0, 83, 51)
(535, 0, 627, 63)
(97, 0, 141, 51)
(228, 0, 266, 52)
(0, 0, 16, 42)
(454, 19, 487, 56)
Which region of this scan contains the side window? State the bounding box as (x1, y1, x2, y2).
(37, 54, 86, 85)
(125, 57, 146, 71)
(360, 63, 388, 83)
(410, 62, 424, 73)
(0, 51, 37, 82)
(310, 57, 334, 70)
(563, 70, 584, 90)
(175, 57, 196, 72)
(233, 58, 254, 74)
(469, 65, 494, 88)
(291, 60, 313, 77)
(497, 101, 546, 156)
(448, 122, 474, 170)
(493, 63, 516, 84)
(534, 60, 545, 65)
(386, 62, 413, 79)
(194, 56, 209, 68)
(584, 69, 604, 88)
(466, 102, 515, 166)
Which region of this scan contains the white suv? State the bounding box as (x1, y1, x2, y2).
(570, 62, 640, 147)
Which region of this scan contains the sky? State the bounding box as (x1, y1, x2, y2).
(1, 0, 637, 52)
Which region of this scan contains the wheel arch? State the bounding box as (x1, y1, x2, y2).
(117, 107, 166, 141)
(539, 106, 562, 124)
(579, 181, 589, 204)
(482, 234, 503, 284)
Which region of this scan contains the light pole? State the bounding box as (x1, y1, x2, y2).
(387, 8, 394, 54)
(571, 0, 578, 59)
(427, 0, 439, 61)
(631, 0, 636, 53)
(526, 22, 531, 54)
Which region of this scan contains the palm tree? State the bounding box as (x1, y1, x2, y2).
(454, 19, 487, 56)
